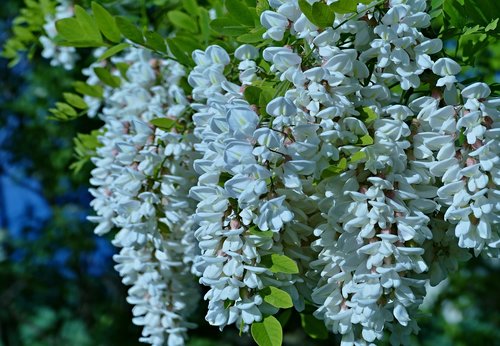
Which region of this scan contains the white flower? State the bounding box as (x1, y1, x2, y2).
(461, 82, 491, 100)
(432, 58, 461, 89)
(227, 106, 260, 138)
(255, 196, 294, 231)
(261, 11, 289, 41)
(456, 110, 486, 144)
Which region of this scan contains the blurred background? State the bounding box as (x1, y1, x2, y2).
(0, 0, 499, 345)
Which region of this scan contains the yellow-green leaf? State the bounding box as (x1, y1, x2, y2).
(261, 254, 299, 274)
(359, 134, 374, 146)
(92, 2, 121, 43)
(330, 0, 358, 14)
(74, 5, 102, 42)
(251, 316, 282, 346)
(63, 93, 87, 109)
(150, 118, 176, 131)
(73, 81, 103, 98)
(98, 43, 130, 61)
(56, 18, 83, 41)
(261, 287, 293, 309)
(350, 151, 366, 163)
(55, 102, 77, 117)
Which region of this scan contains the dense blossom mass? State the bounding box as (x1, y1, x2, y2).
(87, 49, 200, 345)
(43, 0, 500, 345)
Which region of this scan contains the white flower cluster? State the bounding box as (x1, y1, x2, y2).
(39, 0, 78, 70)
(83, 0, 499, 345)
(188, 44, 316, 331)
(258, 0, 499, 344)
(87, 48, 199, 346)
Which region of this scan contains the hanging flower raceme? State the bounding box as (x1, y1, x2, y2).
(87, 48, 199, 346)
(188, 44, 317, 332)
(257, 0, 499, 344)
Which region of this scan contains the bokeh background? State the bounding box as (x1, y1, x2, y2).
(0, 1, 499, 345)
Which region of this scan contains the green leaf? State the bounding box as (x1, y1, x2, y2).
(49, 109, 68, 121)
(350, 151, 366, 163)
(298, 0, 336, 28)
(98, 43, 130, 61)
(63, 93, 87, 109)
(251, 316, 282, 346)
(321, 157, 347, 178)
(167, 38, 193, 66)
(150, 118, 176, 131)
(57, 39, 104, 48)
(226, 0, 256, 26)
(168, 10, 198, 33)
(199, 8, 210, 43)
(273, 80, 291, 98)
(462, 0, 500, 27)
(115, 62, 130, 79)
(248, 225, 274, 238)
(443, 0, 466, 28)
(359, 106, 378, 125)
(243, 82, 274, 115)
(298, 0, 314, 25)
(463, 25, 482, 35)
(183, 0, 200, 16)
(55, 102, 77, 117)
(74, 5, 102, 42)
(358, 134, 374, 146)
(256, 0, 270, 16)
(92, 2, 121, 43)
(71, 130, 103, 173)
(210, 18, 248, 36)
(144, 31, 167, 53)
(486, 18, 499, 32)
(330, 0, 358, 14)
(56, 18, 84, 41)
(115, 16, 144, 44)
(174, 35, 200, 54)
(261, 287, 293, 309)
(244, 85, 263, 104)
(261, 254, 299, 274)
(73, 81, 103, 98)
(300, 314, 328, 340)
(311, 2, 336, 27)
(237, 27, 266, 43)
(13, 26, 35, 41)
(259, 88, 274, 109)
(93, 67, 121, 88)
